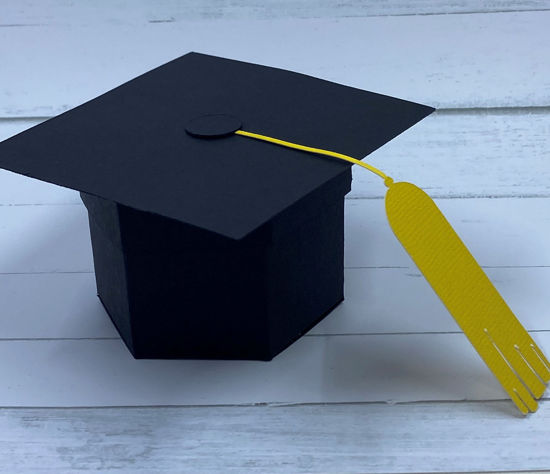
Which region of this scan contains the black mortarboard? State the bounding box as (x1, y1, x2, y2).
(0, 52, 434, 360)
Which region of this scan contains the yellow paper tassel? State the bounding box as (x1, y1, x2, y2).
(235, 128, 550, 415)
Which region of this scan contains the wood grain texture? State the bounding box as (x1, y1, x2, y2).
(345, 197, 550, 268)
(1, 401, 549, 473)
(2, 12, 550, 116)
(0, 333, 548, 407)
(4, 0, 550, 25)
(351, 109, 550, 199)
(316, 266, 550, 335)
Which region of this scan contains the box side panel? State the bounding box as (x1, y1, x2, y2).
(266, 198, 345, 358)
(263, 168, 350, 358)
(80, 192, 123, 248)
(81, 193, 134, 353)
(118, 208, 271, 360)
(268, 169, 351, 241)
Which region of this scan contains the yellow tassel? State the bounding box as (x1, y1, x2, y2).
(235, 129, 550, 415)
(386, 181, 550, 414)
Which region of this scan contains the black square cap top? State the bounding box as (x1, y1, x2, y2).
(0, 52, 434, 239)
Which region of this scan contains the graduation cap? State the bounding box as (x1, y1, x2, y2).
(2, 52, 548, 415)
(0, 52, 432, 360)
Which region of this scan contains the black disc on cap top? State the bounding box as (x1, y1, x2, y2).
(185, 114, 242, 138)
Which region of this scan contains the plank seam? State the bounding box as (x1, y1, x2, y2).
(304, 330, 550, 337)
(3, 8, 550, 26)
(345, 265, 550, 269)
(0, 203, 83, 207)
(1, 264, 548, 276)
(315, 8, 550, 19)
(2, 105, 550, 122)
(346, 194, 550, 200)
(1, 194, 550, 208)
(2, 330, 549, 342)
(0, 398, 546, 410)
(0, 271, 94, 275)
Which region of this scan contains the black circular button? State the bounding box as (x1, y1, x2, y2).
(185, 114, 242, 138)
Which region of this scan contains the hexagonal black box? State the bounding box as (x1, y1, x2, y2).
(81, 171, 349, 360)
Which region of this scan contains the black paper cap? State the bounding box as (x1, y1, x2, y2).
(0, 52, 434, 239)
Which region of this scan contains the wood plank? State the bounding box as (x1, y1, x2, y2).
(0, 204, 93, 274)
(2, 267, 549, 340)
(2, 109, 550, 203)
(1, 198, 546, 273)
(350, 109, 550, 199)
(313, 266, 550, 335)
(4, 0, 550, 25)
(344, 197, 550, 268)
(0, 332, 548, 407)
(1, 401, 549, 473)
(2, 12, 550, 116)
(0, 273, 117, 339)
(0, 171, 77, 205)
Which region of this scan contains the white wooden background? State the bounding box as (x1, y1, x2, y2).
(1, 1, 550, 472)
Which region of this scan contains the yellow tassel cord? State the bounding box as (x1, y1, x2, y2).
(235, 128, 550, 415)
(235, 130, 394, 187)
